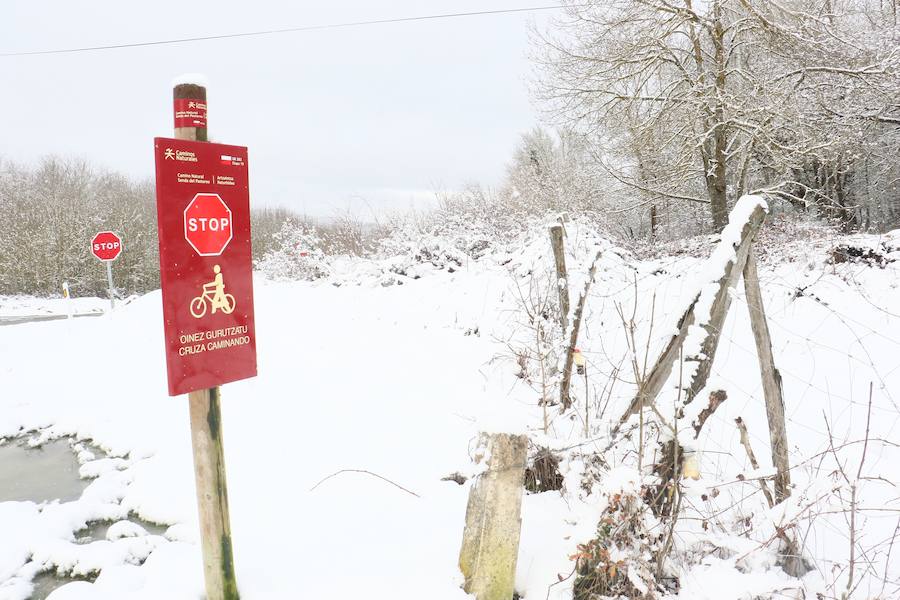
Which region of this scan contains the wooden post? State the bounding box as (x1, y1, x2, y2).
(549, 224, 569, 332)
(459, 433, 528, 600)
(174, 79, 240, 600)
(743, 249, 791, 503)
(175, 82, 208, 142)
(559, 249, 602, 410)
(618, 202, 767, 424)
(681, 205, 765, 405)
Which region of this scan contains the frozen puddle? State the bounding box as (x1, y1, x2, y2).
(29, 572, 94, 600)
(26, 518, 169, 600)
(0, 438, 87, 503)
(76, 517, 168, 543)
(0, 436, 172, 599)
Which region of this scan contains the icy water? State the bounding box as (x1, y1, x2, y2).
(0, 438, 87, 502)
(28, 518, 169, 599)
(0, 438, 168, 599)
(76, 515, 169, 543)
(29, 572, 93, 600)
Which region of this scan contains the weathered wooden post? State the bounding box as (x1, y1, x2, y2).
(167, 78, 240, 600)
(743, 249, 791, 502)
(617, 200, 767, 423)
(549, 223, 569, 331)
(459, 433, 528, 600)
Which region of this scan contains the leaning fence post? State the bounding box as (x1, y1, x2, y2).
(617, 200, 767, 425)
(459, 433, 528, 600)
(743, 248, 791, 502)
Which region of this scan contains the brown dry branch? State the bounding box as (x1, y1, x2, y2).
(734, 416, 775, 510)
(560, 248, 603, 411)
(508, 272, 557, 433)
(692, 390, 728, 438)
(524, 446, 564, 493)
(309, 469, 420, 498)
(828, 382, 875, 600)
(615, 278, 657, 471)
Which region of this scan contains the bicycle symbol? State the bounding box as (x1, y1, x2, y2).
(190, 264, 236, 318)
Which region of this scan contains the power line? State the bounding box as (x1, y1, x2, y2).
(0, 5, 570, 58)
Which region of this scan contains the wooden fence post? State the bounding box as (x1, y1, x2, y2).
(743, 249, 791, 502)
(618, 202, 767, 424)
(459, 433, 528, 600)
(174, 79, 240, 600)
(681, 205, 766, 405)
(549, 224, 569, 332)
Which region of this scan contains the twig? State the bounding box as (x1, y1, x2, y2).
(880, 517, 900, 598)
(735, 416, 775, 509)
(692, 390, 728, 438)
(310, 469, 421, 498)
(845, 382, 875, 599)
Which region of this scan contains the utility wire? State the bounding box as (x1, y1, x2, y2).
(0, 5, 571, 58)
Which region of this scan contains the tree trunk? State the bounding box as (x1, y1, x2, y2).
(708, 2, 729, 232)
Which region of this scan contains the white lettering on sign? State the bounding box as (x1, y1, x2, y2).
(94, 242, 121, 250)
(177, 326, 252, 357)
(187, 217, 231, 232)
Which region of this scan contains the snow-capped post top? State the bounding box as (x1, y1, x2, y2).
(698, 194, 768, 285)
(173, 75, 207, 140)
(171, 73, 209, 88)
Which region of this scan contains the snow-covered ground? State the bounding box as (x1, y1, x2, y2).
(1, 221, 898, 600)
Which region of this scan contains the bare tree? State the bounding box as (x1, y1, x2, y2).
(534, 0, 900, 233)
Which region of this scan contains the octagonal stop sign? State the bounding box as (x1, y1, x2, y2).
(91, 231, 122, 261)
(184, 193, 233, 256)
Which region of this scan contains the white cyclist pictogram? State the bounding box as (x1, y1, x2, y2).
(190, 264, 236, 318)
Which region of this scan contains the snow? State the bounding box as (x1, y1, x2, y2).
(0, 296, 106, 319)
(0, 266, 533, 599)
(170, 73, 209, 88)
(1, 219, 899, 599)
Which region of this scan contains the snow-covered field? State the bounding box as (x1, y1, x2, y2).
(1, 220, 898, 600)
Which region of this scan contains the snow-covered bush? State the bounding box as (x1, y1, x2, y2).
(572, 469, 666, 600)
(255, 219, 330, 281)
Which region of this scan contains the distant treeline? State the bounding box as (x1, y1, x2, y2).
(0, 157, 296, 297)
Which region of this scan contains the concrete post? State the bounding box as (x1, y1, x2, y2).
(459, 433, 528, 600)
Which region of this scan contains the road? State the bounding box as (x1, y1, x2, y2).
(0, 313, 104, 326)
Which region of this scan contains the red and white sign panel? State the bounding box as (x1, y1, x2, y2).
(91, 231, 122, 262)
(154, 137, 256, 396)
(173, 98, 207, 129)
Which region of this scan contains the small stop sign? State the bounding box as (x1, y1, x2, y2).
(184, 193, 233, 256)
(91, 231, 123, 261)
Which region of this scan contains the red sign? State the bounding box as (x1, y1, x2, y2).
(174, 98, 207, 129)
(154, 137, 256, 396)
(184, 193, 233, 256)
(91, 231, 122, 262)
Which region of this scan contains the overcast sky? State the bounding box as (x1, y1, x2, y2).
(0, 1, 553, 219)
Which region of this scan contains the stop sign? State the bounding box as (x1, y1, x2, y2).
(91, 231, 123, 261)
(184, 193, 233, 256)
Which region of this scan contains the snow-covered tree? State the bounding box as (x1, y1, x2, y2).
(534, 0, 900, 233)
(255, 219, 329, 281)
